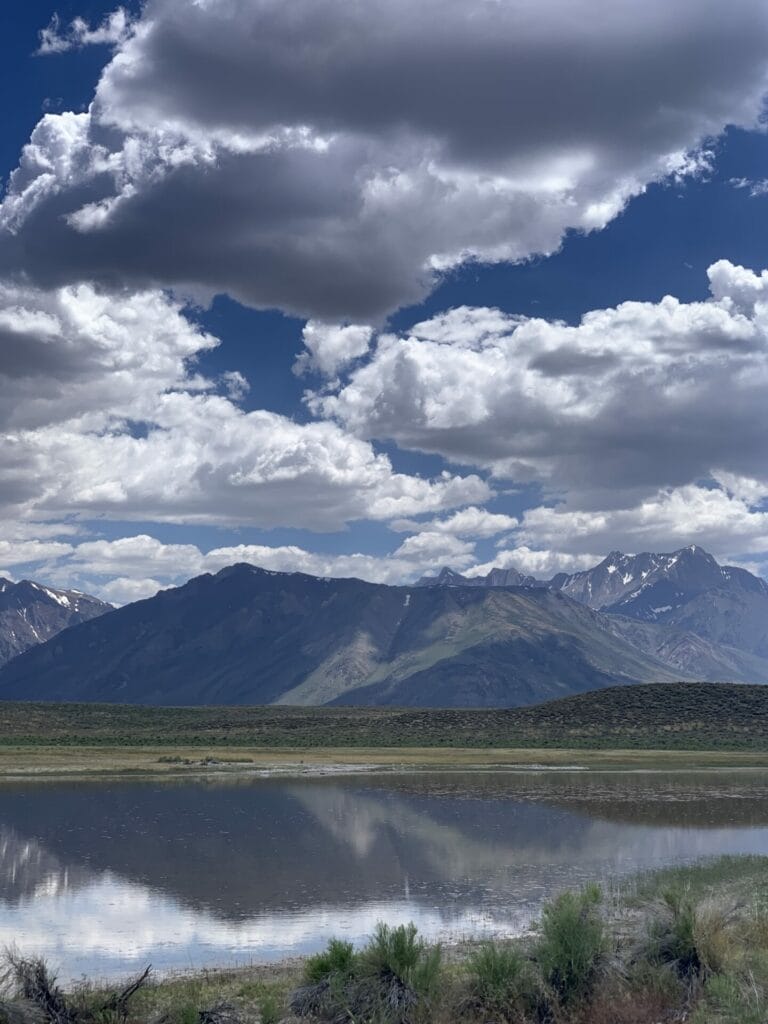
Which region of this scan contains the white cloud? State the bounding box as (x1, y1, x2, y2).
(390, 507, 518, 538)
(33, 531, 481, 601)
(466, 547, 601, 579)
(0, 282, 489, 531)
(37, 9, 133, 55)
(0, 540, 75, 580)
(3, 0, 767, 318)
(316, 261, 768, 510)
(295, 322, 374, 378)
(729, 176, 768, 198)
(516, 485, 768, 562)
(97, 577, 165, 605)
(390, 531, 476, 566)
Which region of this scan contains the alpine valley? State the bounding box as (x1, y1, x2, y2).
(0, 544, 767, 707)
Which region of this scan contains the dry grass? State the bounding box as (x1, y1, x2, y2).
(0, 744, 767, 779)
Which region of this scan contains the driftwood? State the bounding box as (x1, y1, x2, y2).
(1, 954, 151, 1024)
(198, 1001, 244, 1024)
(288, 980, 331, 1019)
(289, 974, 419, 1024)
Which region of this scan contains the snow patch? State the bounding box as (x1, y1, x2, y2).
(404, 593, 411, 607)
(40, 587, 71, 608)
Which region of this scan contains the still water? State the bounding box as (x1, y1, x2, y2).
(5, 769, 768, 981)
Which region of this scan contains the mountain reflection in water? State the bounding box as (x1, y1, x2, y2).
(4, 770, 768, 982)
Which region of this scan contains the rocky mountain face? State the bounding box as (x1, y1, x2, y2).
(0, 564, 684, 707)
(416, 566, 540, 588)
(0, 578, 112, 667)
(550, 545, 768, 662)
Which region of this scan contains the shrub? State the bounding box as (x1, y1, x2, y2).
(304, 939, 357, 984)
(534, 883, 607, 1009)
(465, 942, 532, 1019)
(359, 923, 442, 1000)
(291, 924, 442, 1024)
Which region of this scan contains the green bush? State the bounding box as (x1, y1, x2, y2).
(534, 882, 607, 1008)
(304, 938, 357, 983)
(356, 923, 442, 1024)
(465, 942, 532, 1018)
(359, 923, 442, 999)
(292, 924, 442, 1024)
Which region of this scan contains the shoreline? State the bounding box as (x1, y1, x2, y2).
(2, 743, 768, 779)
(8, 856, 768, 1024)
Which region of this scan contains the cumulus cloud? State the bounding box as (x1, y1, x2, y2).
(97, 577, 165, 605)
(0, 282, 488, 530)
(295, 322, 374, 378)
(453, 482, 768, 582)
(466, 547, 602, 579)
(37, 9, 133, 55)
(390, 506, 518, 538)
(515, 485, 768, 564)
(316, 261, 768, 512)
(20, 531, 481, 602)
(2, 0, 766, 318)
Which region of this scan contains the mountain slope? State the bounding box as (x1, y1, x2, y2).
(0, 578, 111, 667)
(605, 615, 768, 684)
(418, 546, 768, 683)
(0, 564, 685, 707)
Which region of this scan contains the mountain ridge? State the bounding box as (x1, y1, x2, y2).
(0, 562, 685, 708)
(0, 578, 112, 668)
(416, 545, 768, 679)
(1, 544, 767, 707)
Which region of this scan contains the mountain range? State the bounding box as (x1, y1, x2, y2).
(0, 578, 111, 668)
(0, 543, 766, 706)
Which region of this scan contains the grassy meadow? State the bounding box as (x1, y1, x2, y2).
(0, 683, 767, 775)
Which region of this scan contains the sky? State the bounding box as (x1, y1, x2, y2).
(1, 0, 768, 604)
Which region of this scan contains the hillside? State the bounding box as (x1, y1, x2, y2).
(419, 545, 768, 682)
(0, 563, 683, 707)
(0, 682, 766, 750)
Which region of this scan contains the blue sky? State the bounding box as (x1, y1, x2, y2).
(1, 0, 768, 601)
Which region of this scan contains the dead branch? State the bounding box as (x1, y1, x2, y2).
(97, 966, 152, 1022)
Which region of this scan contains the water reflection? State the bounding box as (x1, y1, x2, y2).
(4, 771, 768, 981)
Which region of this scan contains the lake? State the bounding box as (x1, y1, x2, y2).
(5, 769, 768, 982)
